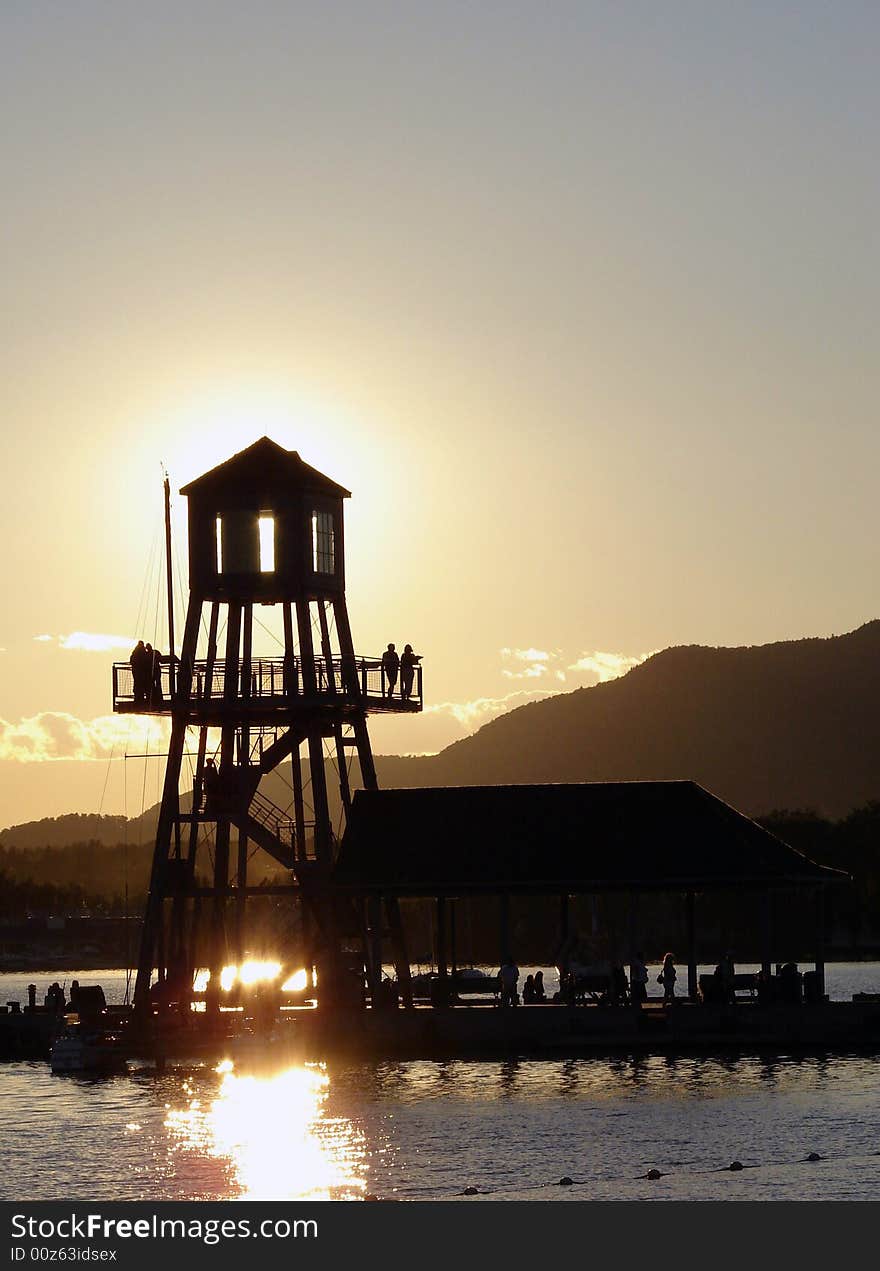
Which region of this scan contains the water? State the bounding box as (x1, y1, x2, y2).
(2, 966, 880, 1201)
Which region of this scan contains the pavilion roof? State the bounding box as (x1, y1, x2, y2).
(334, 781, 844, 894)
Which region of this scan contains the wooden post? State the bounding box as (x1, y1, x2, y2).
(436, 896, 448, 980)
(385, 896, 413, 1010)
(499, 893, 510, 963)
(209, 820, 230, 1013)
(761, 891, 773, 981)
(628, 891, 639, 1007)
(295, 600, 332, 864)
(317, 600, 337, 695)
(450, 900, 457, 978)
(235, 604, 252, 965)
(282, 603, 296, 697)
(156, 900, 166, 986)
(134, 596, 201, 1012)
(815, 887, 826, 999)
(235, 827, 248, 964)
(558, 893, 570, 955)
(210, 601, 241, 1010)
(290, 741, 307, 859)
(368, 894, 383, 1002)
(685, 891, 697, 1002)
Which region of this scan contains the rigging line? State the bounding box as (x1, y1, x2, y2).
(95, 735, 117, 817)
(155, 521, 166, 649)
(133, 522, 162, 641)
(142, 522, 163, 648)
(123, 756, 131, 1004)
(252, 611, 284, 649)
(173, 553, 189, 652)
(139, 716, 151, 839)
(171, 512, 187, 607)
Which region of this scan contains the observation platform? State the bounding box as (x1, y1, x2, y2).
(112, 655, 422, 720)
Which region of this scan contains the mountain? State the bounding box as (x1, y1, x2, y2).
(0, 813, 130, 850)
(367, 621, 880, 818)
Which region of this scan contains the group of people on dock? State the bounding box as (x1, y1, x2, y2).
(494, 952, 720, 1007)
(129, 640, 167, 708)
(381, 643, 421, 700)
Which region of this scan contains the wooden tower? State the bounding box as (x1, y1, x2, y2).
(113, 438, 422, 1014)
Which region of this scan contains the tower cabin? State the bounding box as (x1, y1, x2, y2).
(112, 436, 422, 717)
(185, 435, 349, 605)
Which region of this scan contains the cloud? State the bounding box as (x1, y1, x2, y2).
(31, 632, 135, 652)
(568, 650, 653, 683)
(59, 632, 135, 653)
(0, 712, 170, 763)
(426, 687, 560, 729)
(500, 647, 559, 680)
(501, 644, 652, 687)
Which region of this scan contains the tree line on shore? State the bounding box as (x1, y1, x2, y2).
(1, 803, 878, 957)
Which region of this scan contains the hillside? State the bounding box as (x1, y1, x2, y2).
(0, 813, 130, 850)
(369, 621, 880, 818)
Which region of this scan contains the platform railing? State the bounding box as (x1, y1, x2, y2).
(112, 655, 422, 711)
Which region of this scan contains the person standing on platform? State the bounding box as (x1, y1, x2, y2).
(381, 643, 399, 697)
(146, 644, 164, 708)
(400, 644, 421, 700)
(203, 758, 220, 814)
(630, 952, 649, 1005)
(130, 640, 149, 707)
(658, 952, 677, 1003)
(720, 951, 736, 1004)
(499, 955, 520, 1007)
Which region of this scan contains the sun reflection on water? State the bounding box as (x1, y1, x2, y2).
(164, 1063, 366, 1200)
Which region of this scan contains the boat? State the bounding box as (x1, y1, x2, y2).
(409, 968, 499, 1001)
(49, 1023, 128, 1075)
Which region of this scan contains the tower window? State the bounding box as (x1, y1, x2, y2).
(215, 517, 223, 573)
(311, 511, 335, 574)
(258, 514, 275, 572)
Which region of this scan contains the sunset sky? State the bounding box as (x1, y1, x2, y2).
(1, 3, 878, 826)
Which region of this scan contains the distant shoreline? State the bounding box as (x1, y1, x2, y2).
(2, 953, 880, 976)
(0, 956, 133, 975)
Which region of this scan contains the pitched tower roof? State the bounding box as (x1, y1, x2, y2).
(179, 436, 351, 499)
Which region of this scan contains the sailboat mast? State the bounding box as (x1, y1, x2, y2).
(163, 470, 176, 697)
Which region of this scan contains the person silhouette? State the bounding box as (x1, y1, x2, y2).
(203, 758, 220, 814)
(630, 951, 649, 1005)
(130, 640, 149, 707)
(146, 644, 164, 708)
(381, 643, 400, 697)
(400, 644, 421, 701)
(658, 952, 677, 1003)
(498, 955, 519, 1007)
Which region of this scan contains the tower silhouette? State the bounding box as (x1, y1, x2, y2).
(113, 438, 421, 1014)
